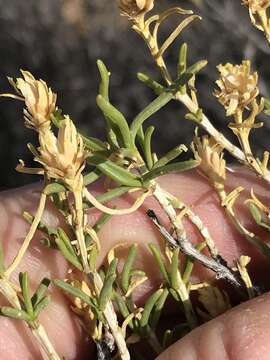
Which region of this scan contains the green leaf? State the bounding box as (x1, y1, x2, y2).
(0, 307, 31, 321)
(81, 134, 107, 152)
(130, 92, 174, 140)
(83, 169, 101, 186)
(182, 242, 206, 284)
(34, 296, 50, 317)
(54, 279, 95, 308)
(149, 244, 169, 284)
(55, 229, 83, 271)
(140, 289, 163, 328)
(150, 287, 169, 329)
(87, 155, 142, 187)
(153, 145, 187, 169)
(98, 259, 118, 310)
(248, 203, 270, 231)
(93, 212, 113, 233)
(97, 59, 110, 101)
(19, 272, 34, 317)
(170, 248, 180, 290)
(31, 278, 51, 308)
(88, 244, 98, 272)
(96, 95, 132, 149)
(264, 98, 270, 116)
(142, 160, 199, 183)
(98, 274, 116, 311)
(121, 244, 137, 294)
(137, 72, 165, 95)
(0, 240, 5, 273)
(177, 43, 187, 76)
(43, 182, 66, 195)
(84, 186, 132, 209)
(144, 126, 155, 170)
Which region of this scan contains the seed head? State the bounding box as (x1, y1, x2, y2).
(118, 0, 154, 19)
(15, 70, 57, 131)
(214, 61, 259, 116)
(35, 116, 88, 190)
(191, 134, 226, 184)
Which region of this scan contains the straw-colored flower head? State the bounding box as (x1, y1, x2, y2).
(191, 134, 226, 184)
(242, 0, 270, 13)
(214, 61, 259, 116)
(118, 0, 154, 19)
(36, 116, 88, 190)
(15, 70, 57, 131)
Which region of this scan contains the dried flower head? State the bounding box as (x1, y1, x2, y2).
(242, 0, 270, 13)
(35, 116, 88, 190)
(191, 134, 226, 184)
(118, 0, 154, 19)
(14, 71, 57, 131)
(214, 61, 259, 116)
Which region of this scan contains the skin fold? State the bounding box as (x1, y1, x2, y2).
(0, 168, 269, 359)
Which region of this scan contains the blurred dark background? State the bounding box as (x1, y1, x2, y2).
(0, 0, 270, 189)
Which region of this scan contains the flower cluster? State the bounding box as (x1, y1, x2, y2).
(118, 0, 154, 19)
(14, 71, 57, 131)
(35, 116, 88, 190)
(242, 0, 270, 13)
(214, 60, 259, 116)
(191, 135, 226, 184)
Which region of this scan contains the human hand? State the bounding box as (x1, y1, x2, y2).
(0, 168, 269, 359)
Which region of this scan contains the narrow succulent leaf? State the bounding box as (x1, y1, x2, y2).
(0, 307, 31, 321)
(264, 98, 270, 116)
(97, 59, 110, 101)
(137, 72, 164, 95)
(130, 270, 146, 278)
(153, 145, 187, 169)
(144, 126, 155, 170)
(98, 274, 116, 311)
(121, 244, 137, 294)
(54, 280, 95, 307)
(43, 182, 66, 195)
(177, 43, 187, 76)
(83, 169, 101, 186)
(95, 186, 132, 203)
(87, 155, 142, 187)
(106, 258, 118, 279)
(0, 241, 5, 273)
(31, 278, 51, 308)
(55, 231, 83, 271)
(186, 60, 208, 77)
(140, 289, 163, 328)
(114, 292, 130, 319)
(142, 160, 199, 183)
(130, 92, 174, 140)
(149, 244, 170, 284)
(182, 242, 206, 284)
(96, 95, 132, 149)
(150, 288, 169, 329)
(81, 134, 107, 152)
(34, 296, 50, 317)
(162, 329, 173, 349)
(93, 212, 113, 233)
(57, 229, 76, 257)
(19, 272, 34, 317)
(88, 244, 98, 271)
(248, 203, 270, 231)
(170, 248, 180, 290)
